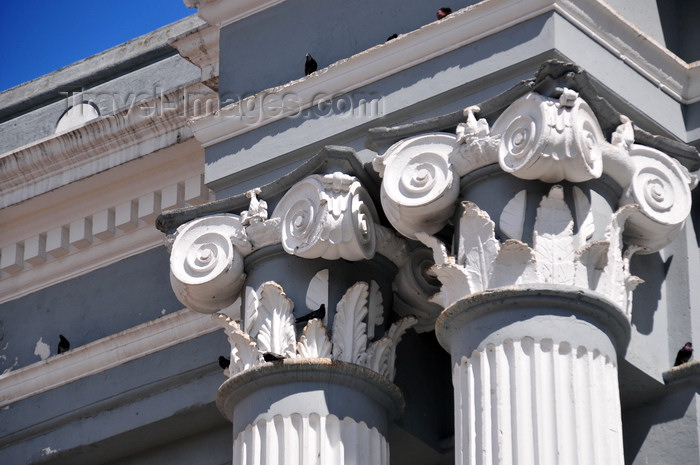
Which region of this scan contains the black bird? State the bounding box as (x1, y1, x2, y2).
(57, 335, 70, 354)
(218, 355, 230, 369)
(674, 342, 693, 366)
(436, 7, 452, 19)
(263, 352, 287, 362)
(295, 304, 326, 324)
(305, 53, 318, 76)
(386, 33, 398, 42)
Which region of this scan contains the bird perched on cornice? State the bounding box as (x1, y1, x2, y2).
(295, 304, 326, 324)
(218, 355, 230, 369)
(436, 7, 452, 19)
(386, 33, 398, 42)
(57, 335, 70, 354)
(263, 352, 287, 362)
(305, 53, 318, 76)
(674, 342, 693, 366)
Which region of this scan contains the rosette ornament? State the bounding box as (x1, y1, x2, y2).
(620, 145, 697, 252)
(272, 172, 379, 261)
(170, 214, 250, 313)
(492, 91, 604, 183)
(373, 133, 460, 239)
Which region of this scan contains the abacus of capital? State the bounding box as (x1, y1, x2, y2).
(162, 62, 697, 464)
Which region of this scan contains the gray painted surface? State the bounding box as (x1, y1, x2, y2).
(207, 14, 555, 196)
(657, 0, 700, 63)
(0, 331, 230, 464)
(0, 247, 183, 373)
(623, 386, 699, 465)
(217, 0, 481, 104)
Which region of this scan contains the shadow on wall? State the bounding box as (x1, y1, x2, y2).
(629, 252, 669, 335)
(622, 385, 697, 464)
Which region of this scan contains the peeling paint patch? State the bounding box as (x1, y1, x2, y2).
(34, 337, 50, 360)
(2, 357, 18, 375)
(41, 447, 57, 456)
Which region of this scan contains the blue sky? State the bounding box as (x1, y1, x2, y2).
(0, 1, 193, 92)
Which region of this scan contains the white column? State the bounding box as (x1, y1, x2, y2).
(217, 361, 402, 465)
(233, 413, 389, 465)
(453, 338, 624, 465)
(437, 285, 630, 465)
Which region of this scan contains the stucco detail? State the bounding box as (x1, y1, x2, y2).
(214, 280, 416, 381)
(372, 90, 696, 315)
(272, 173, 379, 261)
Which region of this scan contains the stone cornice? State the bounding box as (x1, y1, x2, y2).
(170, 22, 219, 91)
(0, 83, 216, 209)
(0, 139, 211, 304)
(188, 0, 700, 150)
(0, 308, 218, 408)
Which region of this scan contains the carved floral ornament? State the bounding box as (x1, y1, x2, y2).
(167, 87, 697, 364)
(373, 89, 697, 315)
(167, 176, 421, 379)
(214, 280, 416, 380)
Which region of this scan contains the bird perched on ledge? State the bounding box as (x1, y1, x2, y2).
(674, 342, 693, 366)
(305, 53, 318, 76)
(218, 355, 230, 370)
(263, 352, 287, 362)
(295, 304, 326, 324)
(436, 7, 452, 19)
(57, 335, 70, 354)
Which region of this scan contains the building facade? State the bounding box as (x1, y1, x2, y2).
(2, 1, 700, 464)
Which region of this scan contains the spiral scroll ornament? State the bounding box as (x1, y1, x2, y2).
(492, 92, 604, 183)
(620, 145, 696, 252)
(169, 214, 248, 314)
(272, 173, 378, 261)
(376, 133, 460, 239)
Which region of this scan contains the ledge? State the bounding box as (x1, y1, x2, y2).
(188, 0, 700, 152)
(662, 359, 700, 386)
(0, 308, 220, 408)
(216, 358, 405, 423)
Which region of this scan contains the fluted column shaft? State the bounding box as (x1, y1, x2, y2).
(437, 285, 630, 465)
(233, 412, 388, 465)
(217, 360, 403, 465)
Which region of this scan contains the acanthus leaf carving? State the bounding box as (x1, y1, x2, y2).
(416, 232, 471, 308)
(419, 189, 642, 315)
(332, 282, 369, 364)
(573, 186, 595, 248)
(256, 282, 297, 358)
(533, 185, 576, 284)
(243, 285, 259, 337)
(214, 314, 262, 373)
(458, 201, 502, 293)
(489, 239, 538, 288)
(499, 190, 527, 241)
(297, 319, 332, 359)
(217, 279, 414, 381)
